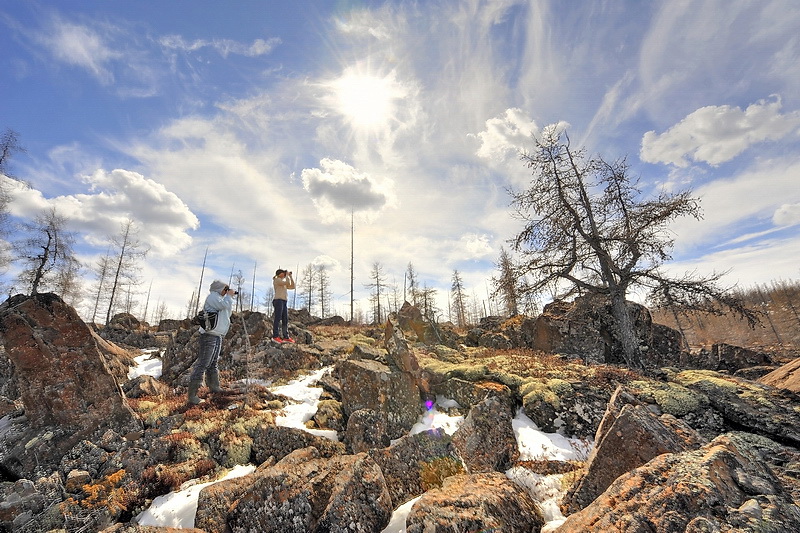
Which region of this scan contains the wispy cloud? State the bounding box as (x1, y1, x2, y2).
(37, 16, 121, 84)
(159, 35, 280, 58)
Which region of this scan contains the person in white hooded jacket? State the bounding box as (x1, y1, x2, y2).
(188, 279, 235, 404)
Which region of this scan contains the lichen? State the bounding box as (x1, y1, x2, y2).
(629, 380, 706, 418)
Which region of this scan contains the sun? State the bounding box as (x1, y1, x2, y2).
(331, 71, 400, 130)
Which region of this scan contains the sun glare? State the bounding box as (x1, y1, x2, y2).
(333, 73, 397, 130)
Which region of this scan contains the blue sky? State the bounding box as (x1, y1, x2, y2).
(1, 0, 799, 320)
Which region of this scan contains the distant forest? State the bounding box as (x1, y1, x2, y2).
(652, 280, 800, 353)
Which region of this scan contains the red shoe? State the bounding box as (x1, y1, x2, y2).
(272, 336, 283, 343)
(282, 337, 295, 343)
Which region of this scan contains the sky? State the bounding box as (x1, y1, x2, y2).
(1, 0, 799, 321)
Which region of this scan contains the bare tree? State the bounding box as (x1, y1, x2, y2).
(104, 219, 149, 326)
(494, 247, 519, 316)
(450, 269, 468, 327)
(510, 130, 757, 368)
(418, 283, 440, 323)
(364, 261, 387, 324)
(405, 262, 419, 306)
(299, 263, 317, 313)
(14, 207, 80, 296)
(0, 129, 25, 278)
(51, 254, 83, 307)
(317, 265, 331, 318)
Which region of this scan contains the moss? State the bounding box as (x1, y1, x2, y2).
(628, 380, 706, 418)
(520, 381, 561, 410)
(420, 359, 491, 383)
(673, 370, 740, 392)
(351, 333, 377, 346)
(213, 432, 253, 467)
(131, 400, 170, 427)
(491, 370, 526, 390)
(419, 456, 465, 491)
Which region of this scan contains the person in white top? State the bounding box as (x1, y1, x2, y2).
(188, 279, 236, 404)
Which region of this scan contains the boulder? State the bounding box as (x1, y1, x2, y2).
(368, 428, 465, 508)
(396, 301, 428, 342)
(556, 433, 800, 532)
(451, 397, 518, 473)
(520, 378, 610, 438)
(0, 294, 138, 431)
(0, 294, 142, 478)
(222, 447, 393, 533)
(337, 358, 422, 439)
(674, 370, 800, 448)
(530, 295, 683, 366)
(710, 342, 772, 372)
(344, 408, 390, 454)
(405, 473, 544, 533)
(430, 377, 514, 411)
(195, 460, 275, 532)
(561, 386, 705, 514)
(383, 314, 421, 375)
(759, 357, 800, 393)
(250, 424, 345, 465)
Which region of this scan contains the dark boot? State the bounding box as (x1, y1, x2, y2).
(206, 369, 224, 393)
(187, 379, 205, 404)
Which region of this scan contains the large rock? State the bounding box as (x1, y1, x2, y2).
(674, 370, 800, 448)
(520, 378, 610, 438)
(451, 397, 518, 473)
(0, 294, 138, 431)
(759, 357, 800, 393)
(530, 295, 683, 366)
(368, 428, 465, 509)
(709, 343, 772, 372)
(430, 377, 514, 411)
(219, 446, 393, 532)
(556, 433, 800, 532)
(344, 408, 390, 454)
(250, 424, 345, 465)
(405, 472, 544, 533)
(561, 386, 704, 514)
(337, 358, 423, 439)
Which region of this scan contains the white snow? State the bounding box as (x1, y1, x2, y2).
(127, 348, 163, 380)
(269, 367, 339, 440)
(136, 464, 254, 528)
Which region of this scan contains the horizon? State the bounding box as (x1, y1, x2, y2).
(1, 1, 799, 321)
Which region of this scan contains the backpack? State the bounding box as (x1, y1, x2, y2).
(192, 310, 218, 330)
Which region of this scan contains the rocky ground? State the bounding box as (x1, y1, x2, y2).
(1, 293, 800, 532)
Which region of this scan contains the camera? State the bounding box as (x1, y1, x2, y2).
(233, 291, 239, 295)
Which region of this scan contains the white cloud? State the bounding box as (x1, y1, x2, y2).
(641, 97, 800, 167)
(301, 159, 392, 223)
(474, 108, 539, 163)
(159, 35, 280, 58)
(3, 170, 198, 257)
(457, 233, 494, 260)
(773, 203, 800, 227)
